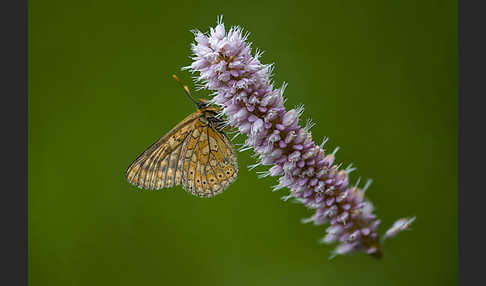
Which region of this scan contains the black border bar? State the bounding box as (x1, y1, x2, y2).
(0, 0, 28, 285)
(459, 0, 485, 285)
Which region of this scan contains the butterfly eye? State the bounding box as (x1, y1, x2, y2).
(197, 99, 210, 109)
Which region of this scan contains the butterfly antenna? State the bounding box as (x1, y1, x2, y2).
(172, 74, 199, 107)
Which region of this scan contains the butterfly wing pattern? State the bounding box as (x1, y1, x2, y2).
(125, 107, 238, 198)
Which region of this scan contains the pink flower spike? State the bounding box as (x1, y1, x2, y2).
(185, 18, 412, 259)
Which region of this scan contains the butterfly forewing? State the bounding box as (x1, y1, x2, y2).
(125, 112, 197, 189)
(126, 107, 238, 197)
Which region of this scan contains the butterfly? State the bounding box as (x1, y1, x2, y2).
(125, 75, 238, 198)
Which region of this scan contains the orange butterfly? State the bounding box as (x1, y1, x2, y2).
(125, 75, 238, 197)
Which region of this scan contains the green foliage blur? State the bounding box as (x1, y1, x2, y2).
(29, 0, 457, 285)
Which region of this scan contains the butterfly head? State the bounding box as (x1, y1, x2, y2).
(197, 98, 211, 109)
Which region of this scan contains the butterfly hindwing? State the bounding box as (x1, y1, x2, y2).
(180, 117, 238, 197)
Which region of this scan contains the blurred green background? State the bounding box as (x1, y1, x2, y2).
(28, 0, 457, 285)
